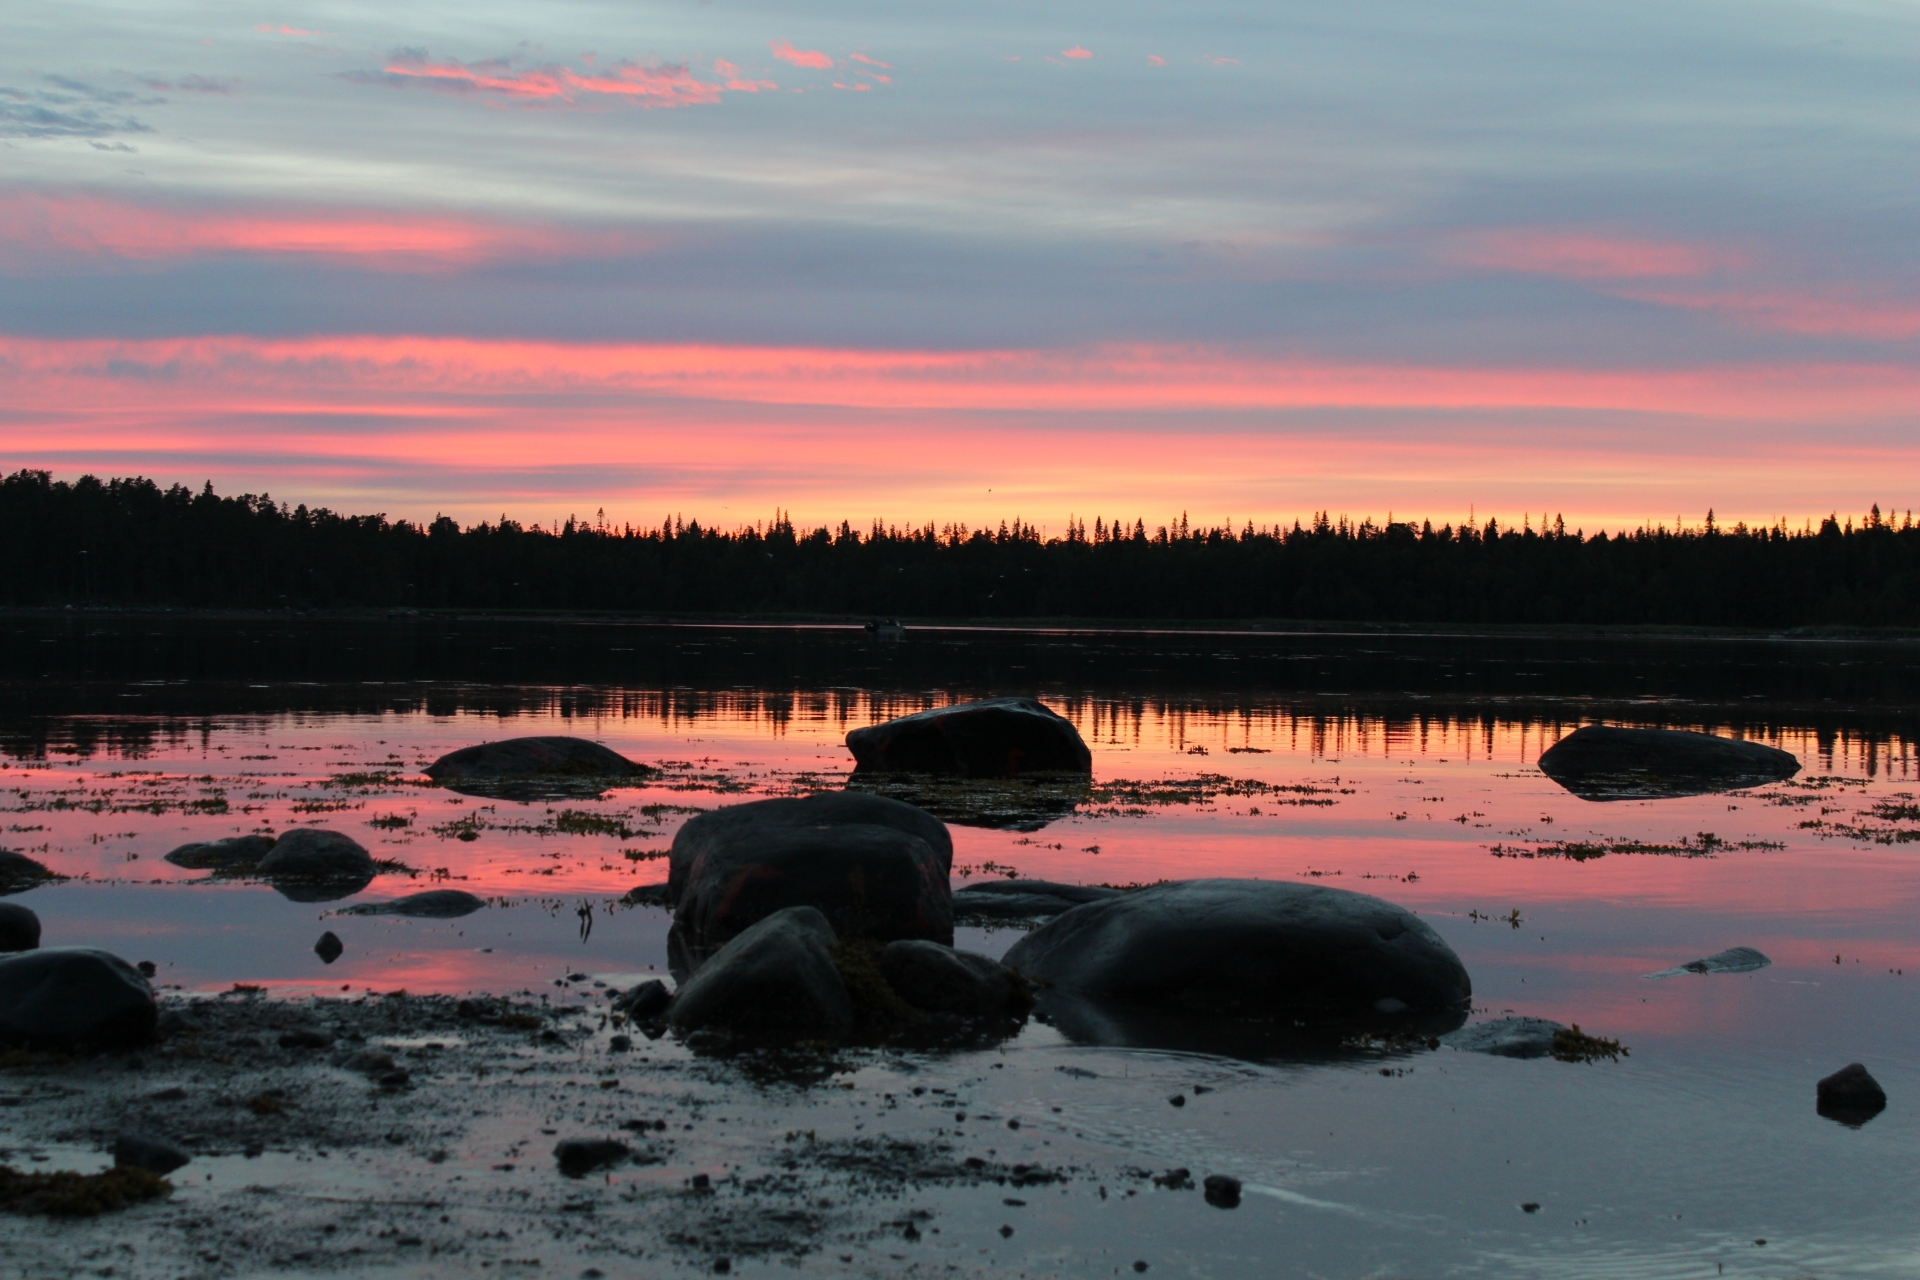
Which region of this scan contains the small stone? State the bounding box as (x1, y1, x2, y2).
(1202, 1174, 1241, 1208)
(279, 1028, 332, 1050)
(148, 1086, 188, 1102)
(377, 1069, 412, 1089)
(1168, 1094, 1186, 1107)
(555, 1139, 629, 1177)
(1817, 1062, 1887, 1126)
(1522, 1202, 1540, 1213)
(609, 1035, 633, 1052)
(314, 932, 344, 964)
(1133, 1263, 1149, 1273)
(136, 960, 157, 977)
(690, 1172, 712, 1190)
(998, 1225, 1014, 1238)
(113, 1132, 191, 1175)
(613, 979, 671, 1021)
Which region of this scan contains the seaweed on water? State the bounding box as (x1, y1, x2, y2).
(0, 1165, 171, 1217)
(1550, 1025, 1627, 1063)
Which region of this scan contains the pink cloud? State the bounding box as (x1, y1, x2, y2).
(1209, 56, 1239, 66)
(1147, 55, 1166, 66)
(375, 51, 742, 109)
(832, 83, 872, 92)
(1617, 288, 1920, 341)
(254, 24, 327, 36)
(847, 53, 891, 70)
(1062, 46, 1093, 59)
(769, 40, 833, 69)
(711, 60, 776, 92)
(1451, 229, 1741, 281)
(0, 194, 647, 270)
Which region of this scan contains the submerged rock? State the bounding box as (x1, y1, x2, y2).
(668, 907, 853, 1040)
(0, 849, 62, 896)
(953, 880, 1123, 920)
(257, 829, 375, 902)
(846, 697, 1093, 777)
(0, 901, 40, 952)
(313, 931, 344, 964)
(879, 940, 1022, 1017)
(1537, 725, 1800, 801)
(1817, 1062, 1887, 1127)
(0, 948, 157, 1049)
(1442, 1017, 1566, 1059)
(338, 889, 486, 918)
(1004, 879, 1471, 1025)
(425, 736, 652, 799)
(1202, 1174, 1242, 1209)
(670, 794, 953, 960)
(554, 1139, 630, 1177)
(843, 773, 1092, 832)
(1644, 946, 1771, 979)
(112, 1133, 191, 1176)
(163, 835, 275, 873)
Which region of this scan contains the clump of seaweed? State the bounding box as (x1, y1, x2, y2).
(829, 938, 916, 1033)
(0, 1165, 171, 1217)
(1551, 1024, 1628, 1063)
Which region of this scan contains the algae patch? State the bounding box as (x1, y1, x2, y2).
(0, 1165, 170, 1217)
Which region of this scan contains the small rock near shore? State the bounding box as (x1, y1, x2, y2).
(1817, 1062, 1887, 1126)
(426, 736, 651, 783)
(338, 889, 486, 918)
(613, 979, 672, 1021)
(258, 829, 375, 883)
(0, 948, 157, 1049)
(112, 1133, 192, 1176)
(314, 931, 344, 964)
(1644, 946, 1771, 979)
(554, 1138, 629, 1177)
(0, 849, 62, 895)
(163, 835, 275, 872)
(0, 901, 40, 952)
(669, 907, 853, 1039)
(1202, 1174, 1242, 1208)
(846, 697, 1092, 777)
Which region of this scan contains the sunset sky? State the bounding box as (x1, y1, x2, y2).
(3, 0, 1916, 533)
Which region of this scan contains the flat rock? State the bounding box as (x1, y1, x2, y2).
(338, 889, 486, 918)
(0, 947, 157, 1049)
(0, 901, 40, 952)
(113, 1132, 191, 1175)
(953, 881, 1123, 919)
(1644, 946, 1771, 979)
(257, 829, 375, 902)
(0, 849, 62, 896)
(880, 940, 1020, 1017)
(163, 835, 275, 872)
(554, 1138, 630, 1177)
(668, 906, 853, 1040)
(1817, 1062, 1887, 1127)
(670, 792, 953, 900)
(846, 697, 1093, 777)
(1003, 879, 1471, 1023)
(425, 736, 652, 799)
(1538, 726, 1801, 800)
(1442, 1016, 1567, 1058)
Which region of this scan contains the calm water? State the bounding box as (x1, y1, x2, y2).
(7, 615, 1920, 1276)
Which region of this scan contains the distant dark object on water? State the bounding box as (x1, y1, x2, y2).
(862, 618, 905, 639)
(313, 931, 344, 964)
(847, 697, 1092, 778)
(1538, 725, 1800, 801)
(1644, 946, 1771, 979)
(0, 902, 40, 952)
(0, 850, 63, 896)
(113, 1133, 191, 1176)
(424, 735, 653, 800)
(1441, 1016, 1566, 1059)
(338, 889, 486, 918)
(554, 1138, 629, 1178)
(1202, 1174, 1242, 1208)
(1817, 1062, 1887, 1127)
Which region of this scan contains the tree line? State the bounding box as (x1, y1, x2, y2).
(3, 469, 1916, 628)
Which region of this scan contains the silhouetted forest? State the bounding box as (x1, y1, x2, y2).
(4, 470, 1917, 627)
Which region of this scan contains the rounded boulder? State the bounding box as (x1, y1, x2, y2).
(669, 792, 952, 902)
(669, 906, 853, 1040)
(1003, 879, 1471, 1022)
(425, 736, 650, 782)
(0, 947, 157, 1049)
(257, 829, 375, 902)
(0, 901, 40, 952)
(846, 697, 1092, 777)
(1538, 725, 1800, 800)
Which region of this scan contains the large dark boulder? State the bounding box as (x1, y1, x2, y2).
(1004, 879, 1471, 1026)
(1538, 726, 1800, 801)
(257, 829, 375, 902)
(669, 792, 952, 899)
(425, 736, 652, 799)
(0, 948, 157, 1049)
(846, 698, 1092, 777)
(0, 849, 62, 896)
(672, 822, 951, 964)
(164, 835, 274, 873)
(880, 940, 1021, 1017)
(0, 902, 39, 952)
(1817, 1062, 1887, 1127)
(669, 907, 852, 1039)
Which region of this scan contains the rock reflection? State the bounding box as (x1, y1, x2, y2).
(1032, 989, 1466, 1063)
(842, 773, 1090, 831)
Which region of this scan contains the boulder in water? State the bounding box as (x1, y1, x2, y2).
(1004, 879, 1471, 1026)
(879, 940, 1022, 1017)
(0, 849, 62, 896)
(113, 1133, 191, 1175)
(668, 906, 852, 1040)
(1538, 726, 1800, 801)
(425, 736, 652, 799)
(0, 901, 40, 952)
(338, 889, 486, 918)
(0, 948, 157, 1049)
(1816, 1062, 1887, 1127)
(163, 835, 274, 873)
(846, 698, 1092, 777)
(669, 792, 952, 900)
(1644, 946, 1771, 979)
(554, 1138, 630, 1177)
(1442, 1017, 1566, 1059)
(257, 829, 375, 902)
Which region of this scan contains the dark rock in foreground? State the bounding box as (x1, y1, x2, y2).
(1644, 945, 1771, 978)
(113, 1133, 191, 1176)
(425, 736, 652, 799)
(846, 697, 1092, 777)
(314, 931, 344, 964)
(257, 829, 375, 902)
(1817, 1062, 1887, 1127)
(953, 880, 1122, 920)
(0, 948, 157, 1049)
(613, 979, 672, 1021)
(1442, 1016, 1566, 1058)
(1004, 879, 1471, 1024)
(669, 907, 853, 1040)
(1538, 725, 1801, 801)
(163, 835, 275, 872)
(0, 901, 40, 952)
(880, 940, 1022, 1017)
(670, 795, 953, 961)
(0, 849, 63, 896)
(339, 889, 486, 918)
(554, 1139, 629, 1178)
(1203, 1174, 1242, 1208)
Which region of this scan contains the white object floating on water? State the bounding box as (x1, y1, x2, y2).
(1644, 946, 1771, 979)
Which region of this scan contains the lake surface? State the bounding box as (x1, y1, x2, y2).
(5, 613, 1920, 1277)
